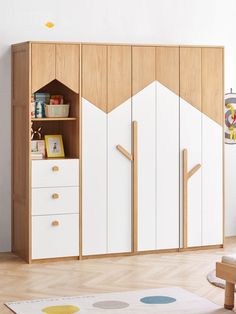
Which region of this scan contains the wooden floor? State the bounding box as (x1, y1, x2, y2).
(1, 238, 236, 313)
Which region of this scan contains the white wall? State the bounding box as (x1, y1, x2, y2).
(0, 0, 235, 251)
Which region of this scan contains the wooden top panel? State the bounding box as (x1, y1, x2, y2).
(31, 43, 56, 93)
(56, 44, 80, 93)
(82, 45, 107, 112)
(156, 47, 179, 95)
(107, 45, 131, 112)
(132, 46, 155, 96)
(202, 48, 223, 126)
(180, 47, 201, 111)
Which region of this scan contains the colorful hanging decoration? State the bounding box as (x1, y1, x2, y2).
(225, 89, 236, 144)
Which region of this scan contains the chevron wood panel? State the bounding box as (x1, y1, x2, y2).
(132, 46, 155, 96)
(202, 48, 224, 126)
(56, 44, 80, 93)
(31, 43, 55, 93)
(107, 45, 132, 113)
(180, 47, 202, 111)
(82, 45, 107, 112)
(156, 47, 179, 96)
(1, 237, 235, 313)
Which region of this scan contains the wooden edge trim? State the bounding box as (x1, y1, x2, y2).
(116, 145, 133, 161)
(216, 262, 236, 283)
(188, 164, 201, 179)
(179, 244, 223, 252)
(133, 121, 138, 253)
(183, 149, 188, 249)
(32, 256, 79, 263)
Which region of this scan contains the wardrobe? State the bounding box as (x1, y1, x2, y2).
(12, 42, 224, 263)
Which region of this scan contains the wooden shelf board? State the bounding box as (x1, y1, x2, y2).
(31, 117, 77, 121)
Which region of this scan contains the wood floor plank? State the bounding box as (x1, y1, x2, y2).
(1, 238, 236, 313)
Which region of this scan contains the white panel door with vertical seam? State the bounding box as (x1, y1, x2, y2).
(107, 100, 132, 253)
(82, 98, 107, 255)
(132, 82, 156, 251)
(156, 82, 180, 250)
(202, 114, 223, 245)
(180, 99, 202, 247)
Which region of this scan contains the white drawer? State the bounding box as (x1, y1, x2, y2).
(32, 214, 79, 259)
(32, 159, 79, 188)
(32, 187, 79, 216)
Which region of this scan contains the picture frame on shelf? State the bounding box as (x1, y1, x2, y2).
(45, 135, 65, 158)
(31, 140, 46, 158)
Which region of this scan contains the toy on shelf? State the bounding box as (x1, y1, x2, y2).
(225, 89, 236, 144)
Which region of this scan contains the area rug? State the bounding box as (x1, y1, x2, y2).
(207, 270, 236, 291)
(5, 287, 229, 314)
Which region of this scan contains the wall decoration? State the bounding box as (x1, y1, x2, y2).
(45, 135, 65, 158)
(45, 21, 55, 29)
(225, 89, 236, 144)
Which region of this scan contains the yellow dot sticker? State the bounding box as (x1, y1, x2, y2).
(45, 22, 55, 28)
(42, 305, 80, 314)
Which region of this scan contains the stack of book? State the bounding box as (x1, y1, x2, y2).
(31, 152, 43, 160)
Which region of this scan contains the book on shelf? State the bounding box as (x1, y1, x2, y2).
(31, 152, 43, 160)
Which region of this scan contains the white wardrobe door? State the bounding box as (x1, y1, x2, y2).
(202, 114, 223, 245)
(180, 99, 202, 247)
(156, 82, 180, 250)
(132, 82, 156, 251)
(107, 100, 132, 253)
(82, 98, 107, 255)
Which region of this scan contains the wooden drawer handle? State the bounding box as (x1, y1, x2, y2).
(51, 220, 60, 227)
(52, 166, 59, 172)
(52, 193, 59, 199)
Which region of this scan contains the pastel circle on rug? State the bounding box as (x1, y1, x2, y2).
(42, 305, 80, 313)
(140, 296, 176, 304)
(93, 300, 129, 309)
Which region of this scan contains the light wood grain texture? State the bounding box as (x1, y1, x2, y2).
(116, 145, 133, 161)
(0, 237, 236, 314)
(180, 47, 201, 111)
(132, 121, 138, 253)
(132, 46, 155, 96)
(12, 43, 31, 263)
(156, 47, 179, 95)
(79, 43, 82, 260)
(216, 262, 236, 310)
(107, 45, 131, 112)
(202, 48, 223, 126)
(56, 44, 80, 93)
(183, 149, 201, 249)
(82, 45, 107, 112)
(31, 118, 77, 121)
(31, 43, 55, 92)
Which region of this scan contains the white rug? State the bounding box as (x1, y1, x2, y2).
(5, 287, 229, 314)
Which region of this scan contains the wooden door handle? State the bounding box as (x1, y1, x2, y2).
(183, 148, 201, 249)
(52, 193, 59, 199)
(116, 145, 133, 161)
(51, 220, 60, 227)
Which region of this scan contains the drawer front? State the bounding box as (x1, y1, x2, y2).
(32, 187, 79, 216)
(32, 159, 79, 188)
(32, 214, 79, 259)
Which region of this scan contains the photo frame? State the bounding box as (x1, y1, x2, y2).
(45, 135, 65, 158)
(31, 140, 46, 157)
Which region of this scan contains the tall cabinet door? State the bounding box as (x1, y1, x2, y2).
(82, 45, 107, 255)
(156, 47, 180, 250)
(180, 47, 202, 248)
(132, 46, 156, 251)
(107, 45, 132, 253)
(201, 48, 223, 245)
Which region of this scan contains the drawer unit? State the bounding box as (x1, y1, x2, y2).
(32, 214, 79, 259)
(32, 187, 79, 216)
(32, 159, 79, 188)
